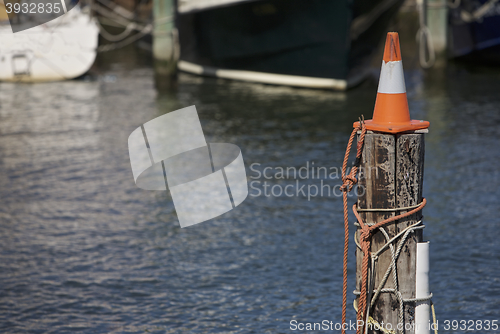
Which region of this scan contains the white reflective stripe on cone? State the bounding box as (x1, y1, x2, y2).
(377, 60, 406, 94)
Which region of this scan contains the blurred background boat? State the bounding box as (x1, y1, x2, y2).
(175, 0, 406, 90)
(0, 3, 99, 82)
(448, 0, 500, 64)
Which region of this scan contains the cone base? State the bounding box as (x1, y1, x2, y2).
(353, 119, 430, 134)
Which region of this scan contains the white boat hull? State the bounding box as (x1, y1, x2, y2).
(0, 7, 99, 82)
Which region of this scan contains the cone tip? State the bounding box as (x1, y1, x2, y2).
(383, 32, 402, 62)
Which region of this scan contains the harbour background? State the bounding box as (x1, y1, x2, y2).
(1, 8, 500, 334)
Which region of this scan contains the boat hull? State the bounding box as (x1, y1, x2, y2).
(176, 0, 404, 89)
(0, 7, 99, 82)
(448, 0, 500, 64)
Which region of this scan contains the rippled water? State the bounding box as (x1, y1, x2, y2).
(0, 47, 499, 333)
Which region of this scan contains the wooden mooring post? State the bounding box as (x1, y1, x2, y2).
(348, 32, 431, 334)
(356, 130, 427, 334)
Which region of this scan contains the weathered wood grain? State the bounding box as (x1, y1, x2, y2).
(395, 133, 425, 330)
(356, 131, 425, 334)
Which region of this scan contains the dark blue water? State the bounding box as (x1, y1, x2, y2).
(0, 48, 499, 333)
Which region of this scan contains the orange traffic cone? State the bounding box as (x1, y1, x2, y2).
(354, 32, 430, 133)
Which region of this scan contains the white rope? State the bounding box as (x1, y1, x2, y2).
(416, 0, 436, 69)
(91, 1, 173, 49)
(91, 2, 172, 29)
(373, 225, 409, 333)
(95, 0, 136, 20)
(417, 25, 436, 69)
(353, 220, 424, 252)
(355, 202, 423, 212)
(354, 290, 433, 303)
(353, 220, 428, 334)
(92, 3, 140, 28)
(96, 19, 137, 42)
(97, 24, 152, 52)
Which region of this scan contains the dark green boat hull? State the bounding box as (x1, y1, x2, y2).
(177, 0, 404, 89)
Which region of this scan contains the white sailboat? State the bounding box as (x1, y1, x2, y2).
(0, 3, 99, 82)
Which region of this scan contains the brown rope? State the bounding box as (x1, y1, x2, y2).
(340, 121, 366, 334)
(340, 121, 426, 334)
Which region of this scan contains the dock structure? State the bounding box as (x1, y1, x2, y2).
(153, 0, 177, 77)
(415, 0, 447, 68)
(425, 0, 447, 61)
